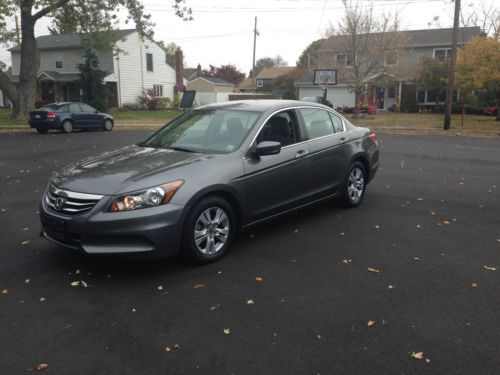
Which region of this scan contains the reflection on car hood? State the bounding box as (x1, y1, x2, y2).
(52, 145, 209, 195)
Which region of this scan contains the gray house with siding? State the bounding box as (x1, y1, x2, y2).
(295, 27, 483, 110)
(8, 29, 177, 108)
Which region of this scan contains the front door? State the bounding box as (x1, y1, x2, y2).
(79, 103, 103, 127)
(242, 110, 311, 223)
(375, 87, 385, 109)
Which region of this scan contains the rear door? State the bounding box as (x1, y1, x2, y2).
(69, 103, 85, 127)
(242, 109, 311, 222)
(79, 103, 103, 128)
(297, 107, 350, 199)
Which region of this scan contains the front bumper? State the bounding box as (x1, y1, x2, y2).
(39, 193, 185, 258)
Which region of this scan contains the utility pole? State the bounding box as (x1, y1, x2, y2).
(444, 0, 461, 130)
(252, 17, 259, 86)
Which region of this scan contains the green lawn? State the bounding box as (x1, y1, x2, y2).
(1, 107, 499, 136)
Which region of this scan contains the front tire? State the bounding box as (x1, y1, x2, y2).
(61, 120, 73, 134)
(182, 196, 236, 264)
(103, 119, 113, 131)
(340, 162, 366, 207)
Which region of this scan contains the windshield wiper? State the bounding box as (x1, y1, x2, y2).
(166, 145, 197, 153)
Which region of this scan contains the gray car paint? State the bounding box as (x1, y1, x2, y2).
(41, 100, 379, 256)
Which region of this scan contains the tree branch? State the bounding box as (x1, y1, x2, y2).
(33, 0, 72, 21)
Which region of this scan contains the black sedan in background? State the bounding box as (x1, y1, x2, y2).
(40, 100, 379, 263)
(29, 102, 114, 134)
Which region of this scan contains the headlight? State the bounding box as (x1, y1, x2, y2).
(109, 180, 184, 212)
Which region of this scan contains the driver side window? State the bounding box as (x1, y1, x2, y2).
(256, 110, 301, 147)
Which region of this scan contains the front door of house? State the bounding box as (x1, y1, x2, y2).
(375, 87, 385, 109)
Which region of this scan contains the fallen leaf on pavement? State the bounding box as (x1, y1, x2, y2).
(40, 297, 46, 302)
(223, 328, 231, 335)
(165, 344, 181, 352)
(80, 280, 88, 288)
(483, 266, 496, 271)
(471, 283, 478, 288)
(387, 285, 395, 289)
(374, 225, 380, 229)
(2, 289, 7, 295)
(342, 259, 352, 264)
(36, 363, 49, 371)
(21, 240, 30, 246)
(425, 358, 431, 363)
(416, 197, 424, 201)
(70, 281, 80, 287)
(443, 220, 450, 225)
(25, 279, 30, 284)
(157, 285, 164, 291)
(75, 269, 81, 275)
(209, 305, 219, 311)
(255, 276, 263, 282)
(367, 267, 380, 273)
(367, 320, 376, 327)
(416, 224, 421, 229)
(193, 284, 206, 289)
(316, 334, 322, 340)
(246, 299, 254, 305)
(411, 352, 424, 360)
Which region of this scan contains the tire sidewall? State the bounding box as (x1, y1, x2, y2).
(104, 119, 113, 131)
(62, 120, 73, 133)
(342, 161, 367, 207)
(182, 196, 235, 263)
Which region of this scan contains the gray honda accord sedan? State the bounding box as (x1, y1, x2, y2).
(40, 100, 379, 263)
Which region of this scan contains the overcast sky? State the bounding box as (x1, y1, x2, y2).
(0, 0, 495, 75)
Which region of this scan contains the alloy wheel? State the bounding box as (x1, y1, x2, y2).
(347, 167, 365, 203)
(193, 207, 230, 255)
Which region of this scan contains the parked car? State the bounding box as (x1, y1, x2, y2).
(29, 102, 114, 134)
(483, 106, 497, 116)
(301, 96, 333, 108)
(39, 100, 379, 263)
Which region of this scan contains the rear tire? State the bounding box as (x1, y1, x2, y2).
(181, 196, 236, 264)
(61, 120, 73, 134)
(36, 128, 48, 134)
(340, 162, 366, 207)
(103, 119, 113, 131)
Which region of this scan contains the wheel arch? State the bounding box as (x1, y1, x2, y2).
(349, 153, 370, 182)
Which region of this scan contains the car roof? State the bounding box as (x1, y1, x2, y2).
(197, 100, 328, 112)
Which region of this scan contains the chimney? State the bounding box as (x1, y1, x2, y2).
(174, 47, 186, 94)
(197, 64, 202, 77)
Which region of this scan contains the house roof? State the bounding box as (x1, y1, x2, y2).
(256, 67, 295, 80)
(319, 26, 481, 52)
(9, 29, 137, 52)
(184, 68, 199, 81)
(7, 70, 81, 83)
(237, 77, 255, 89)
(190, 76, 234, 86)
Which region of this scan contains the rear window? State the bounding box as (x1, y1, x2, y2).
(39, 104, 65, 112)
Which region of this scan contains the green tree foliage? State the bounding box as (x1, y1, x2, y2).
(78, 49, 109, 111)
(416, 56, 449, 106)
(0, 0, 192, 120)
(272, 69, 304, 99)
(165, 42, 178, 69)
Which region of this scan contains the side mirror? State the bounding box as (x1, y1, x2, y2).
(253, 141, 281, 157)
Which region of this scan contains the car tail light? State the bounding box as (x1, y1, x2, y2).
(47, 111, 56, 119)
(369, 133, 378, 146)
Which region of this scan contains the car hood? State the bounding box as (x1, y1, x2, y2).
(52, 145, 211, 195)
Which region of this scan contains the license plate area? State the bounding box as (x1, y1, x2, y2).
(44, 216, 66, 235)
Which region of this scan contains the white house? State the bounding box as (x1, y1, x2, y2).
(8, 29, 177, 107)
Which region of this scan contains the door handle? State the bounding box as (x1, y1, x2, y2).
(339, 137, 348, 144)
(295, 150, 307, 158)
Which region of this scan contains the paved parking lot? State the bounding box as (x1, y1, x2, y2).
(0, 130, 499, 374)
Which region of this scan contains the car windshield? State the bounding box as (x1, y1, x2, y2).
(143, 109, 261, 154)
(39, 104, 65, 111)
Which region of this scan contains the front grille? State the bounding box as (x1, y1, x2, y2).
(45, 185, 103, 216)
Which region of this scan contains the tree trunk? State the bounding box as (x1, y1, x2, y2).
(0, 70, 18, 108)
(12, 3, 39, 120)
(353, 89, 361, 119)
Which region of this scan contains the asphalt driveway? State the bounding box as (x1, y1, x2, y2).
(0, 130, 499, 374)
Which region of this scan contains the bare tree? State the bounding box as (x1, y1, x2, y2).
(460, 0, 499, 37)
(322, 0, 405, 116)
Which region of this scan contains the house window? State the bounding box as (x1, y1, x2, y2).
(335, 53, 352, 67)
(256, 79, 263, 88)
(388, 86, 396, 99)
(385, 51, 398, 66)
(146, 53, 154, 72)
(153, 84, 163, 96)
(55, 54, 63, 69)
(433, 48, 451, 62)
